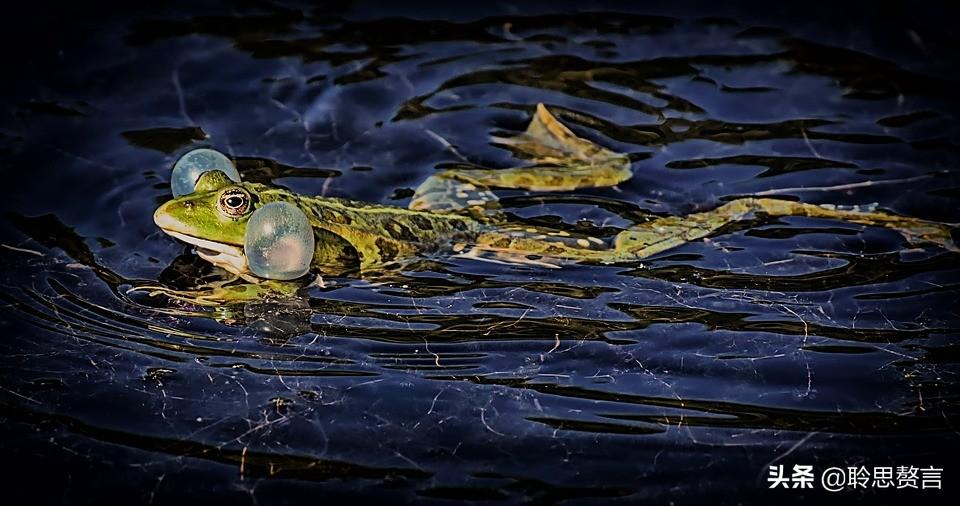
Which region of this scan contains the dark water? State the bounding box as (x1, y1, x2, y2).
(1, 1, 959, 504)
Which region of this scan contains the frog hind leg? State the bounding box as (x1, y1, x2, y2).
(409, 103, 632, 213)
(465, 197, 957, 266)
(613, 197, 959, 259)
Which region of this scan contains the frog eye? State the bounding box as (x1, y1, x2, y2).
(244, 202, 315, 280)
(217, 188, 251, 217)
(171, 148, 241, 196)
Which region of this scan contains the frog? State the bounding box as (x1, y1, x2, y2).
(146, 103, 957, 305)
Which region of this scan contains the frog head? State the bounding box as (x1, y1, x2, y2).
(153, 170, 262, 276)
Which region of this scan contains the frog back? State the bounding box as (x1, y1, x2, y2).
(258, 189, 480, 269)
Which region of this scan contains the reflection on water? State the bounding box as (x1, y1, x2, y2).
(1, 1, 958, 503)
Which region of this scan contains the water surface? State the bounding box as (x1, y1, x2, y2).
(1, 1, 958, 503)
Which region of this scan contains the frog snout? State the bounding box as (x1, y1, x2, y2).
(153, 202, 181, 231)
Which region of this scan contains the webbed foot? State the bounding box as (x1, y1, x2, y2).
(410, 103, 632, 213)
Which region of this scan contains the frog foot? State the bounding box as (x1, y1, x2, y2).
(409, 103, 631, 213)
(897, 222, 959, 252)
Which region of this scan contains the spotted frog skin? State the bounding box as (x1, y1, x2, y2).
(152, 104, 957, 301)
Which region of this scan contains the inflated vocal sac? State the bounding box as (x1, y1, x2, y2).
(171, 148, 241, 196)
(244, 202, 315, 280)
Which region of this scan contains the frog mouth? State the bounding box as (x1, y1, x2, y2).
(159, 229, 249, 275)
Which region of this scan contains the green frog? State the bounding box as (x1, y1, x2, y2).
(148, 104, 957, 304)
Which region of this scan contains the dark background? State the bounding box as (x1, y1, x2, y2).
(1, 1, 958, 504)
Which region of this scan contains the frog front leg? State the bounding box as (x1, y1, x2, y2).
(130, 277, 306, 306)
